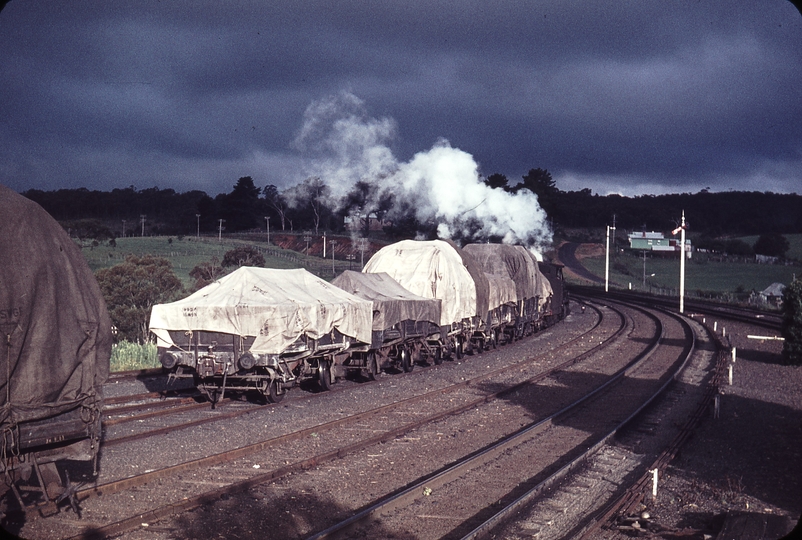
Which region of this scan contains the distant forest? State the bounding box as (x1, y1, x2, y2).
(20, 171, 802, 242)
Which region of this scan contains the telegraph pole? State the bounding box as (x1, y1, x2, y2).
(605, 220, 616, 292)
(672, 211, 688, 313)
(196, 214, 200, 238)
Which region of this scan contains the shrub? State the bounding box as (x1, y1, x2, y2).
(754, 233, 790, 258)
(96, 255, 184, 343)
(189, 257, 226, 290)
(221, 245, 266, 268)
(781, 277, 802, 365)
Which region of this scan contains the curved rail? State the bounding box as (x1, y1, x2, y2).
(458, 301, 695, 540)
(51, 302, 620, 539)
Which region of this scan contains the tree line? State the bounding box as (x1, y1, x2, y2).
(21, 170, 802, 242)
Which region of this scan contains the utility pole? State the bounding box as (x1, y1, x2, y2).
(642, 251, 647, 289)
(358, 237, 368, 268)
(605, 220, 616, 292)
(330, 240, 337, 274)
(122, 220, 126, 238)
(218, 219, 225, 242)
(265, 217, 270, 245)
(196, 214, 200, 238)
(140, 215, 146, 237)
(672, 211, 687, 313)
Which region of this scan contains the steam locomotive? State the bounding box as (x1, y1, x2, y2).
(150, 239, 568, 404)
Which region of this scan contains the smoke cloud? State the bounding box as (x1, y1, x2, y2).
(292, 91, 552, 254)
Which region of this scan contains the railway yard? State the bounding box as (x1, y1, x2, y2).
(4, 295, 798, 540)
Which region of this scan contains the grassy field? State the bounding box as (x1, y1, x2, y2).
(575, 233, 802, 299)
(81, 235, 356, 289)
(736, 234, 802, 261)
(110, 341, 159, 371)
(84, 235, 359, 370)
(91, 232, 802, 370)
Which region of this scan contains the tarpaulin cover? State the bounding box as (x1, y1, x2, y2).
(0, 185, 112, 426)
(464, 243, 548, 303)
(485, 272, 517, 310)
(518, 247, 553, 309)
(149, 267, 373, 354)
(331, 271, 441, 332)
(362, 240, 489, 326)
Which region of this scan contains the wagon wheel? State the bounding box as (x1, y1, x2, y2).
(267, 380, 286, 403)
(432, 347, 443, 365)
(365, 351, 379, 381)
(454, 338, 463, 360)
(318, 360, 333, 391)
(400, 347, 414, 373)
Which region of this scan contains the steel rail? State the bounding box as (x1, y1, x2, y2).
(575, 312, 729, 538)
(305, 301, 667, 540)
(57, 302, 623, 538)
(457, 301, 695, 540)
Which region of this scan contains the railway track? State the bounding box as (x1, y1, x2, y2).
(308, 300, 694, 539)
(13, 301, 605, 539)
(9, 295, 749, 540)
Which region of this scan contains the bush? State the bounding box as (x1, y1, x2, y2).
(189, 257, 226, 290)
(754, 233, 790, 258)
(781, 277, 802, 365)
(96, 255, 184, 343)
(221, 245, 266, 268)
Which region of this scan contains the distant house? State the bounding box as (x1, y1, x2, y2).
(759, 282, 785, 307)
(755, 254, 779, 264)
(628, 231, 692, 258)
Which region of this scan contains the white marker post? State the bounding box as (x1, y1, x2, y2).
(605, 225, 611, 292)
(651, 468, 659, 498)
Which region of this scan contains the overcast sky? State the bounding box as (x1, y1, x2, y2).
(2, 0, 801, 198)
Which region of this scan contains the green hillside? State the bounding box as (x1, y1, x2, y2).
(80, 236, 355, 290)
(576, 234, 802, 300)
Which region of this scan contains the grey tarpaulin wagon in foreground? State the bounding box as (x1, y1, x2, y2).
(0, 185, 112, 516)
(331, 270, 442, 374)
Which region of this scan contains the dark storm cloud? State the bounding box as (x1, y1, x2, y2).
(1, 0, 800, 196)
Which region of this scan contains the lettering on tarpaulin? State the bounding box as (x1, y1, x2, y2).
(0, 307, 22, 322)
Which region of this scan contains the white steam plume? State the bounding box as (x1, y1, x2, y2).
(291, 91, 552, 254)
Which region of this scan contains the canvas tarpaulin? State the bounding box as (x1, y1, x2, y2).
(331, 271, 441, 332)
(0, 185, 112, 426)
(485, 272, 517, 310)
(518, 247, 553, 310)
(149, 267, 373, 354)
(362, 240, 489, 326)
(464, 243, 549, 303)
